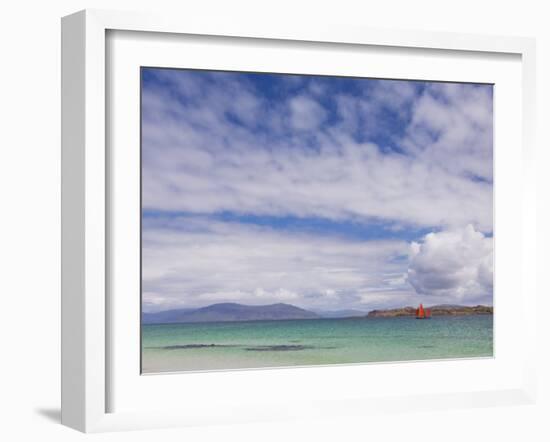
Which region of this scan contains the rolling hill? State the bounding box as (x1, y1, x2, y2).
(142, 302, 320, 324)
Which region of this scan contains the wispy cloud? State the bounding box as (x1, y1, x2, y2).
(142, 216, 412, 312)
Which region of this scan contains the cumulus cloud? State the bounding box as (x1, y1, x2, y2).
(406, 225, 493, 304)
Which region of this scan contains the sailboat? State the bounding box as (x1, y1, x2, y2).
(415, 303, 431, 319)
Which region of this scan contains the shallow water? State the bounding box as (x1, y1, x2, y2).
(141, 315, 493, 373)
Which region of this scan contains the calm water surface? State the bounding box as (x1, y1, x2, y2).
(141, 315, 493, 373)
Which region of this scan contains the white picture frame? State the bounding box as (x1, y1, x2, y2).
(61, 9, 537, 433)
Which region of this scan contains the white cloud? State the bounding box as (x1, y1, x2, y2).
(140, 71, 494, 311)
(404, 83, 493, 181)
(406, 225, 493, 304)
(143, 220, 494, 311)
(289, 95, 327, 131)
(357, 289, 417, 309)
(142, 75, 493, 232)
(142, 217, 413, 311)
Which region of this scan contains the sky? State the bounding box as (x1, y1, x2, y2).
(141, 68, 494, 313)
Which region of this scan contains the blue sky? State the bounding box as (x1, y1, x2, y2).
(141, 68, 494, 312)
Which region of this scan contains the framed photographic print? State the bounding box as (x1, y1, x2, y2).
(61, 9, 537, 433)
(140, 67, 495, 374)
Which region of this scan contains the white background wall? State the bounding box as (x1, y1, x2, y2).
(0, 1, 548, 440)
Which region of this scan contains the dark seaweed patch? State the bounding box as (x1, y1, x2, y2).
(245, 345, 316, 352)
(159, 344, 237, 350)
(244, 344, 338, 352)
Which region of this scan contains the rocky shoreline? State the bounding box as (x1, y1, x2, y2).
(367, 305, 493, 318)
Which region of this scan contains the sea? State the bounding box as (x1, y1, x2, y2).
(141, 315, 493, 373)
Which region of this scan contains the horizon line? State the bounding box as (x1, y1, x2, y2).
(142, 300, 494, 315)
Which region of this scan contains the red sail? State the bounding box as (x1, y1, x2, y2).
(418, 304, 425, 318)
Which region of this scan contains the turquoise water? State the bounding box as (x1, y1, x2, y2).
(141, 315, 493, 373)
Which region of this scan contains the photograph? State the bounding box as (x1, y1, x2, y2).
(140, 67, 494, 374)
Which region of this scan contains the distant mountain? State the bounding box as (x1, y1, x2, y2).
(142, 308, 197, 324)
(142, 303, 320, 324)
(367, 305, 493, 318)
(315, 309, 367, 318)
